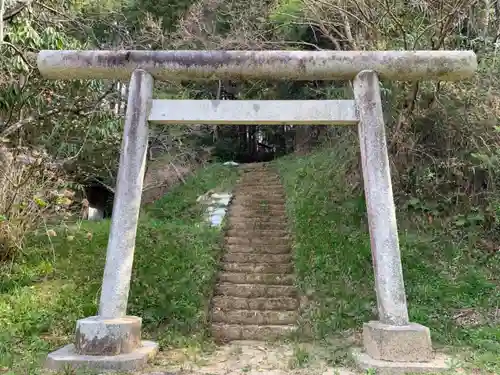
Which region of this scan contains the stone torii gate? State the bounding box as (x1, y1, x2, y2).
(37, 50, 477, 373)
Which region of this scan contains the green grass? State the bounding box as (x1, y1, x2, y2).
(275, 143, 500, 373)
(2, 146, 499, 374)
(0, 163, 240, 374)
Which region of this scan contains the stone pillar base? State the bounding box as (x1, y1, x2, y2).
(76, 316, 142, 355)
(363, 321, 433, 362)
(352, 321, 452, 374)
(46, 341, 158, 372)
(352, 349, 451, 375)
(45, 316, 158, 372)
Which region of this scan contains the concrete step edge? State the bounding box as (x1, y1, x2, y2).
(221, 263, 294, 273)
(211, 310, 298, 325)
(215, 283, 297, 298)
(222, 253, 293, 263)
(211, 296, 298, 311)
(218, 272, 294, 285)
(211, 323, 296, 341)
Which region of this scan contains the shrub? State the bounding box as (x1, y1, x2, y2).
(0, 147, 73, 260)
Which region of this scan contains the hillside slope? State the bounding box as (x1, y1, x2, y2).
(0, 164, 239, 374)
(276, 144, 500, 373)
(0, 148, 498, 374)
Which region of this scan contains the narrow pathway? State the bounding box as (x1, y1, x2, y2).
(211, 163, 298, 341)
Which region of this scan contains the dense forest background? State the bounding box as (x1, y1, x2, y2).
(1, 0, 500, 258)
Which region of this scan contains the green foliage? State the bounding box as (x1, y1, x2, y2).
(268, 0, 307, 40)
(211, 138, 240, 162)
(277, 139, 375, 336)
(125, 0, 198, 32)
(0, 151, 75, 261)
(0, 2, 125, 186)
(276, 146, 500, 371)
(0, 1, 499, 372)
(0, 164, 239, 373)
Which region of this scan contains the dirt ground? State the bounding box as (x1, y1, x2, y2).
(139, 340, 358, 375)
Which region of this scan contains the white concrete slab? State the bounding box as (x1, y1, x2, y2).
(149, 100, 358, 125)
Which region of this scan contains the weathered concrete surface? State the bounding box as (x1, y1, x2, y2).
(352, 348, 451, 374)
(144, 340, 357, 375)
(149, 100, 358, 125)
(353, 70, 409, 326)
(37, 50, 477, 81)
(75, 316, 141, 355)
(212, 324, 296, 341)
(216, 283, 297, 298)
(99, 69, 153, 318)
(211, 165, 298, 342)
(46, 341, 158, 372)
(197, 191, 233, 227)
(225, 243, 290, 253)
(87, 206, 104, 221)
(211, 309, 298, 325)
(222, 253, 292, 263)
(212, 296, 299, 311)
(363, 321, 433, 362)
(217, 272, 294, 285)
(222, 262, 293, 273)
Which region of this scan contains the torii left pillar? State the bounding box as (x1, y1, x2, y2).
(46, 69, 159, 372)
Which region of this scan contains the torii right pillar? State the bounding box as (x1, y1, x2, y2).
(352, 70, 449, 374)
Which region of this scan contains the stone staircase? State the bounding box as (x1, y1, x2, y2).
(211, 163, 298, 342)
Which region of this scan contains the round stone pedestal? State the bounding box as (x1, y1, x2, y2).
(75, 316, 141, 355)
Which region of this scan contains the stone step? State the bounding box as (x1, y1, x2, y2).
(239, 179, 281, 184)
(226, 229, 288, 238)
(229, 203, 286, 214)
(240, 178, 277, 182)
(237, 179, 281, 185)
(228, 222, 288, 231)
(229, 217, 287, 225)
(240, 168, 275, 172)
(225, 237, 289, 247)
(241, 162, 269, 168)
(237, 184, 283, 190)
(228, 212, 288, 221)
(222, 262, 294, 274)
(223, 252, 292, 263)
(232, 201, 286, 208)
(212, 296, 298, 311)
(236, 190, 284, 196)
(216, 283, 297, 298)
(238, 185, 282, 190)
(239, 175, 280, 180)
(234, 189, 284, 195)
(231, 203, 286, 210)
(225, 244, 290, 254)
(229, 209, 287, 218)
(231, 197, 286, 205)
(211, 309, 298, 325)
(241, 169, 276, 173)
(218, 272, 294, 285)
(234, 190, 285, 197)
(211, 323, 296, 341)
(230, 200, 285, 208)
(210, 166, 297, 343)
(241, 168, 270, 173)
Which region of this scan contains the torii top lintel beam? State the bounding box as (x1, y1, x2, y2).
(37, 50, 477, 82)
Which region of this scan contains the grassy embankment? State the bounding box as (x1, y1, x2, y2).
(1, 146, 499, 374)
(276, 141, 499, 373)
(0, 164, 240, 374)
